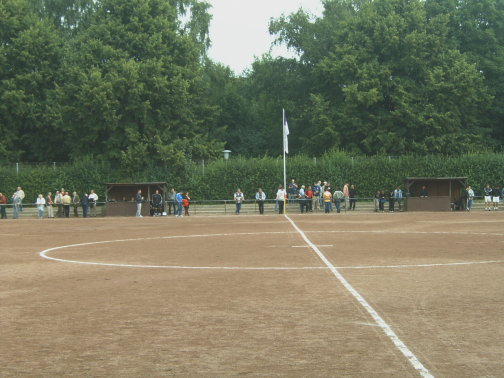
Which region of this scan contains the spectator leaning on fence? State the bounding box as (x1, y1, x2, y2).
(0, 192, 7, 219)
(255, 188, 266, 215)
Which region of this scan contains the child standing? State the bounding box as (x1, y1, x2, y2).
(182, 192, 190, 216)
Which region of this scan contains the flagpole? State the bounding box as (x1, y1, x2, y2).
(283, 109, 288, 214)
(283, 109, 287, 192)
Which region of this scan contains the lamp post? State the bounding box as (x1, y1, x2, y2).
(222, 150, 232, 209)
(222, 150, 231, 160)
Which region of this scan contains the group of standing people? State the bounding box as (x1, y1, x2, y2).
(0, 186, 99, 219)
(135, 188, 190, 217)
(482, 184, 501, 211)
(45, 189, 99, 218)
(285, 180, 358, 214)
(232, 180, 360, 215)
(373, 187, 404, 213)
(0, 187, 25, 219)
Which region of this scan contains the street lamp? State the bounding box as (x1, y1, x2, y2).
(222, 150, 232, 160)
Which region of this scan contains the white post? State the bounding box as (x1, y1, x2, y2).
(282, 109, 287, 191)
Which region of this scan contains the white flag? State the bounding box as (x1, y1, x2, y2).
(283, 109, 289, 154)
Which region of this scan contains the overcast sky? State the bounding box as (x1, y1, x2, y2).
(206, 0, 324, 74)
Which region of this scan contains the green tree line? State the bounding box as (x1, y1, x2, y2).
(1, 0, 503, 167)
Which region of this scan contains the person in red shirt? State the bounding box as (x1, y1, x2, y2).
(306, 186, 313, 212)
(182, 192, 190, 216)
(0, 192, 7, 219)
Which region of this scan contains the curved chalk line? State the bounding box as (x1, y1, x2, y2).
(39, 230, 504, 271)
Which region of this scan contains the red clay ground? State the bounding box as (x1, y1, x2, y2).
(1, 211, 503, 377)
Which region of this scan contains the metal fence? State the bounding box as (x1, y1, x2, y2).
(0, 197, 491, 219)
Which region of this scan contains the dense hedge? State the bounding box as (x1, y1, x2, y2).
(1, 152, 503, 203)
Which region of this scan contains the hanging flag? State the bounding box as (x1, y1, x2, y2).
(283, 109, 289, 154)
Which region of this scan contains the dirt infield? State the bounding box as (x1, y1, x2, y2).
(1, 212, 503, 377)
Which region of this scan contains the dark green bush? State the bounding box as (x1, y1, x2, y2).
(2, 152, 504, 203)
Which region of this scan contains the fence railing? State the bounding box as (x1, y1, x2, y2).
(0, 197, 491, 218)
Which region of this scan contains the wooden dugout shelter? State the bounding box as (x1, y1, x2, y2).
(104, 182, 168, 216)
(405, 177, 467, 211)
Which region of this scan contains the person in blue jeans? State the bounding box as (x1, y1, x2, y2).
(333, 187, 343, 213)
(234, 188, 244, 214)
(176, 191, 183, 216)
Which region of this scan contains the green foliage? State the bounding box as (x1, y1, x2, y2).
(3, 153, 504, 202)
(0, 0, 221, 167)
(1, 0, 504, 162)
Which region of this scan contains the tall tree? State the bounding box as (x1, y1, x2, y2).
(269, 0, 492, 155)
(425, 0, 504, 146)
(54, 0, 222, 167)
(0, 0, 64, 161)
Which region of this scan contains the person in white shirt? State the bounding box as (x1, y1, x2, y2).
(466, 186, 475, 212)
(36, 194, 46, 218)
(333, 187, 344, 213)
(255, 188, 266, 215)
(234, 189, 244, 215)
(15, 187, 25, 212)
(275, 185, 286, 214)
(298, 185, 306, 213)
(394, 186, 403, 211)
(88, 189, 99, 217)
(54, 190, 63, 217)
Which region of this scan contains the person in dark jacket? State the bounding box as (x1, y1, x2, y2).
(388, 190, 395, 212)
(81, 193, 89, 218)
(379, 191, 386, 212)
(349, 185, 357, 210)
(152, 190, 163, 216)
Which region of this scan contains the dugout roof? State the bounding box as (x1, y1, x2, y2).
(105, 182, 168, 202)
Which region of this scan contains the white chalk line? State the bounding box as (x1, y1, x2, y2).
(284, 215, 434, 378)
(39, 230, 504, 271)
(292, 244, 334, 248)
